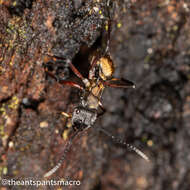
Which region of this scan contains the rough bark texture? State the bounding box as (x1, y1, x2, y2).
(0, 0, 190, 190)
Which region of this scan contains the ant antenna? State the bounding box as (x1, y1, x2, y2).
(99, 127, 150, 162)
(44, 130, 80, 178)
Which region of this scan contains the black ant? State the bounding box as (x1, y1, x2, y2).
(44, 6, 149, 179)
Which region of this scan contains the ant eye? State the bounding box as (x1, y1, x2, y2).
(75, 109, 80, 114)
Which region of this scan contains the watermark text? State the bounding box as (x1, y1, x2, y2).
(1, 178, 81, 187)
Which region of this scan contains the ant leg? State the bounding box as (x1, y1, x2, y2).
(103, 78, 135, 89)
(45, 70, 59, 81)
(104, 0, 115, 54)
(45, 69, 84, 90)
(99, 127, 150, 162)
(66, 59, 90, 87)
(44, 56, 88, 87)
(44, 130, 80, 178)
(66, 59, 85, 80)
(101, 4, 112, 55)
(103, 19, 111, 54)
(59, 80, 84, 90)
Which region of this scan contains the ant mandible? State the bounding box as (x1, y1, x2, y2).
(44, 6, 149, 178)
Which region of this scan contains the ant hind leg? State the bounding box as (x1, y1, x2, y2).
(66, 59, 90, 87)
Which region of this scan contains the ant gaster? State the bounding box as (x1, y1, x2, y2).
(44, 21, 149, 179)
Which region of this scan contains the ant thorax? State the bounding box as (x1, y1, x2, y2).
(80, 90, 99, 110)
(71, 106, 97, 130)
(81, 79, 104, 110)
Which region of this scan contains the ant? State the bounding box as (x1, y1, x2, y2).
(44, 7, 149, 179)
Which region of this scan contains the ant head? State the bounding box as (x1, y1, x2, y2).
(97, 55, 115, 81)
(71, 107, 97, 130)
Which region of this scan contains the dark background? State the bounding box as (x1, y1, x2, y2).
(0, 0, 190, 189)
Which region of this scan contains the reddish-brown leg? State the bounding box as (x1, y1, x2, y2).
(45, 56, 86, 83)
(66, 59, 85, 81)
(102, 78, 135, 89)
(59, 80, 84, 90)
(66, 59, 90, 87)
(46, 70, 84, 90)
